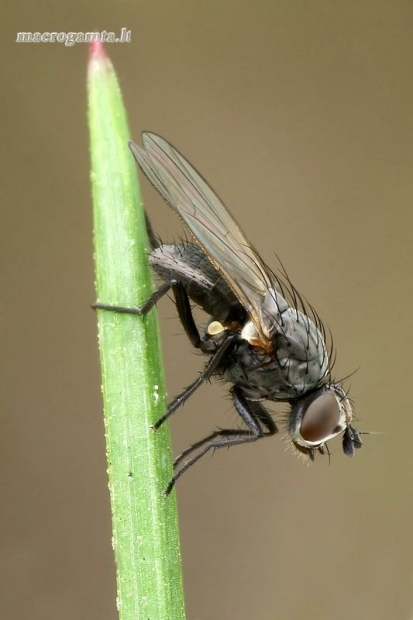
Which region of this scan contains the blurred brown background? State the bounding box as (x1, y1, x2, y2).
(1, 2, 413, 619)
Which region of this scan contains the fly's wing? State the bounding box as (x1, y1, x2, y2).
(129, 132, 282, 343)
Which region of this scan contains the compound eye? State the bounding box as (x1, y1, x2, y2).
(300, 393, 342, 443)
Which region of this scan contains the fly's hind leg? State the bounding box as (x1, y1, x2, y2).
(94, 208, 202, 346)
(94, 280, 202, 349)
(164, 387, 277, 495)
(93, 281, 172, 316)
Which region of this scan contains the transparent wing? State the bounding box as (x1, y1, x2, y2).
(129, 132, 279, 341)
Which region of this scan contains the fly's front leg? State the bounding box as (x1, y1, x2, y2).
(164, 387, 277, 495)
(172, 389, 277, 466)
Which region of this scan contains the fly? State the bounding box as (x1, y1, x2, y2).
(95, 132, 363, 494)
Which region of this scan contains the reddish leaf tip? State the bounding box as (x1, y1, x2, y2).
(89, 40, 106, 60)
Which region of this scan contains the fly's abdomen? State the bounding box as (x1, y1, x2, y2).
(150, 244, 242, 322)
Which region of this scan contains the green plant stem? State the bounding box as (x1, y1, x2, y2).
(87, 42, 185, 620)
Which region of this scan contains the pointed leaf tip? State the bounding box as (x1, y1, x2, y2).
(89, 40, 106, 60)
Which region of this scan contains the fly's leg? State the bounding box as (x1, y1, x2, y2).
(164, 387, 277, 495)
(249, 399, 278, 435)
(93, 281, 173, 316)
(94, 283, 235, 429)
(94, 281, 202, 348)
(172, 399, 277, 468)
(153, 334, 236, 430)
(171, 282, 201, 348)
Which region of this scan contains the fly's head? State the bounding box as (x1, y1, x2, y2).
(288, 383, 363, 460)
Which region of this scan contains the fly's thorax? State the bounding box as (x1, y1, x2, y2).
(288, 383, 355, 457)
(260, 288, 289, 332)
(201, 318, 237, 354)
(274, 307, 329, 394)
(240, 320, 260, 345)
(201, 319, 227, 353)
(207, 320, 226, 336)
(242, 299, 330, 395)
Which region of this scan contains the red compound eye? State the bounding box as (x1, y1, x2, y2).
(300, 392, 341, 443)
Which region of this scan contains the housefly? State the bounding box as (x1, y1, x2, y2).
(95, 132, 363, 494)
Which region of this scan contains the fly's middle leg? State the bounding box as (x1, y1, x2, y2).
(152, 333, 236, 430)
